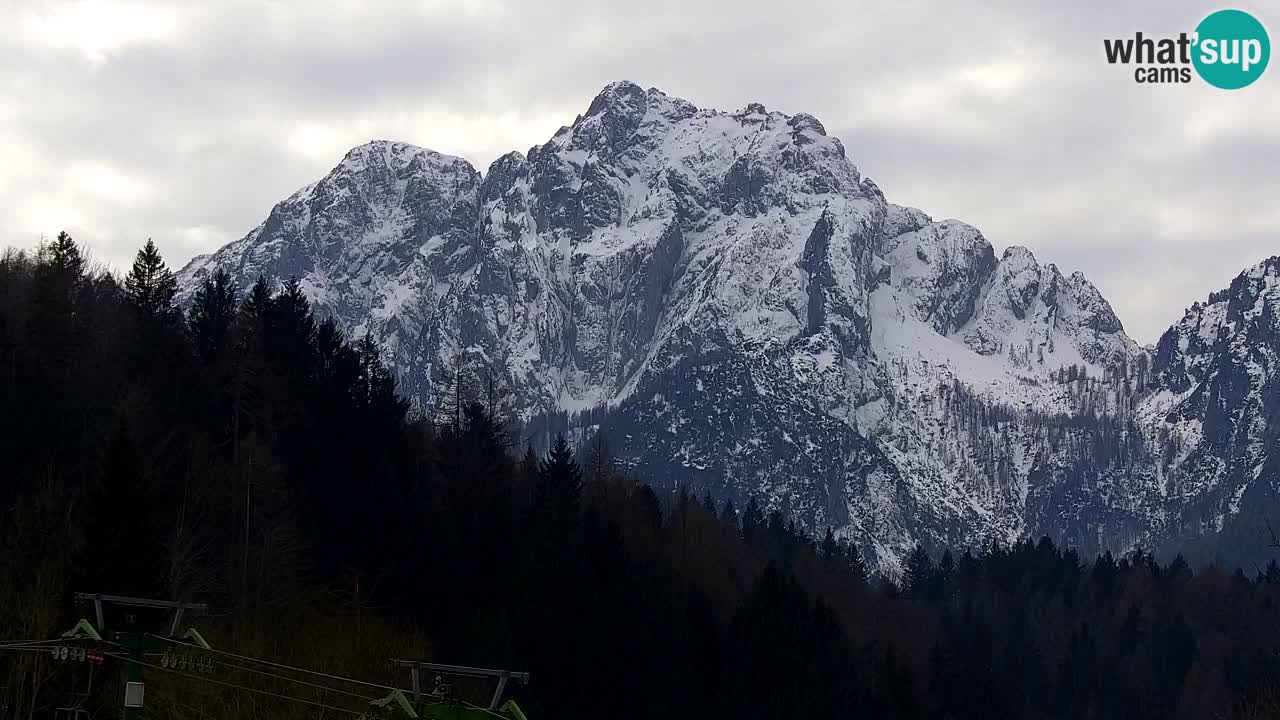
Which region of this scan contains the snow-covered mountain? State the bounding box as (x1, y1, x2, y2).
(178, 82, 1279, 570)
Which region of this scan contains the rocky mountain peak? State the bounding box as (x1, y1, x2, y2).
(178, 83, 1276, 571)
(559, 81, 698, 159)
(583, 80, 650, 120)
(338, 139, 428, 170)
(1154, 255, 1280, 395)
(996, 246, 1042, 313)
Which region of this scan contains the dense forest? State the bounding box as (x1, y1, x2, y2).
(4, 234, 1280, 720)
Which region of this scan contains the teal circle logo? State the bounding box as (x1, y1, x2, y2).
(1193, 9, 1270, 89)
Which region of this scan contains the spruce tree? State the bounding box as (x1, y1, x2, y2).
(30, 231, 86, 367)
(356, 330, 396, 410)
(535, 434, 583, 528)
(124, 239, 178, 323)
(845, 542, 869, 584)
(433, 349, 477, 431)
(720, 498, 738, 529)
(820, 527, 839, 567)
(44, 230, 85, 278)
(246, 274, 273, 319)
(742, 495, 763, 544)
(272, 277, 313, 335)
(33, 231, 87, 323)
(702, 490, 717, 514)
(937, 550, 955, 588)
(265, 276, 316, 374)
(585, 430, 615, 483)
(902, 544, 935, 597)
(189, 268, 237, 360)
(519, 443, 539, 486)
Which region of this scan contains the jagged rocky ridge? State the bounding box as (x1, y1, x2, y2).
(178, 81, 1279, 571)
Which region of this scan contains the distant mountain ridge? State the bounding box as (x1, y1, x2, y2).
(179, 81, 1280, 571)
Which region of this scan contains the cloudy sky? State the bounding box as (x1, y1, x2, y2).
(2, 0, 1276, 343)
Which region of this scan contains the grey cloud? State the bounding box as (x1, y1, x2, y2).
(1, 0, 1276, 344)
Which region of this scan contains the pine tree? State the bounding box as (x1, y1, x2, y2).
(433, 349, 477, 431)
(273, 277, 311, 329)
(356, 330, 395, 409)
(820, 527, 839, 567)
(30, 231, 87, 369)
(1165, 554, 1192, 584)
(742, 495, 763, 544)
(1092, 550, 1119, 593)
(935, 550, 955, 603)
(124, 239, 179, 323)
(720, 498, 738, 529)
(902, 544, 935, 597)
(41, 230, 85, 278)
(33, 232, 86, 311)
(534, 434, 584, 535)
(266, 276, 317, 372)
(701, 490, 717, 514)
(479, 364, 514, 423)
(189, 268, 237, 360)
(246, 274, 272, 319)
(586, 430, 615, 483)
(845, 542, 869, 584)
(519, 443, 539, 487)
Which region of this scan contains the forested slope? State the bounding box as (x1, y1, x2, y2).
(3, 234, 1280, 719)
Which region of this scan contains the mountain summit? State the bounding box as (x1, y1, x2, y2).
(179, 82, 1279, 570)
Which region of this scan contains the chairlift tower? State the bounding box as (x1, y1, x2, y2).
(73, 594, 208, 720)
(390, 659, 529, 710)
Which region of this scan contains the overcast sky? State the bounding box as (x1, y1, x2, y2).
(2, 0, 1276, 343)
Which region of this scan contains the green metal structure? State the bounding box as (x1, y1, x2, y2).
(71, 593, 210, 720)
(369, 661, 532, 720)
(367, 689, 529, 720)
(46, 593, 532, 720)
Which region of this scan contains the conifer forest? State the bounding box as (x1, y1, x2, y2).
(4, 234, 1280, 720)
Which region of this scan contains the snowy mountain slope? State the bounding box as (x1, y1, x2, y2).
(1147, 259, 1280, 542)
(177, 141, 482, 404)
(468, 83, 884, 419)
(179, 82, 1279, 569)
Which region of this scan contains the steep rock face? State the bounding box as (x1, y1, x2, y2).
(178, 142, 481, 403)
(959, 246, 1138, 369)
(1146, 259, 1280, 554)
(179, 82, 1278, 569)
(878, 219, 995, 335)
(463, 82, 884, 420)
